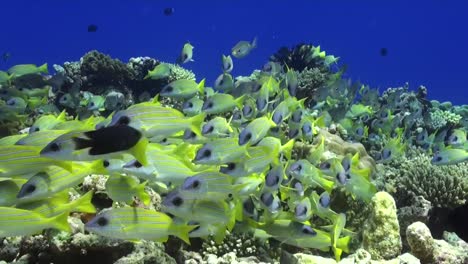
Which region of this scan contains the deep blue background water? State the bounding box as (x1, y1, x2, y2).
(1, 1, 467, 105)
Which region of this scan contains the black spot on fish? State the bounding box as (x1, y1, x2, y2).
(239, 130, 252, 145)
(295, 203, 308, 217)
(103, 160, 110, 168)
(87, 24, 98, 33)
(97, 216, 108, 226)
(220, 162, 236, 174)
(203, 100, 214, 110)
(301, 225, 317, 236)
(319, 161, 331, 170)
(261, 192, 274, 207)
(164, 7, 175, 16)
(380, 48, 388, 56)
(134, 161, 143, 168)
(33, 127, 40, 132)
(24, 184, 36, 194)
(117, 115, 130, 126)
(319, 193, 330, 208)
(242, 105, 252, 116)
(73, 125, 142, 156)
(163, 85, 173, 94)
(172, 196, 184, 207)
(288, 128, 299, 138)
(50, 143, 60, 152)
(243, 198, 256, 215)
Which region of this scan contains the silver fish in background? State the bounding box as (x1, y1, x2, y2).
(231, 37, 257, 58)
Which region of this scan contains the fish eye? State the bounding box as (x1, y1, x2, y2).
(24, 184, 36, 194)
(220, 162, 236, 173)
(50, 143, 60, 152)
(97, 216, 108, 227)
(292, 110, 302, 122)
(381, 112, 388, 118)
(186, 102, 193, 108)
(118, 116, 130, 126)
(434, 155, 443, 162)
(90, 102, 95, 107)
(356, 127, 363, 135)
(33, 127, 40, 132)
(171, 196, 184, 207)
(205, 101, 213, 109)
(103, 160, 110, 168)
(7, 99, 16, 105)
(202, 149, 211, 158)
(346, 173, 351, 180)
(164, 86, 173, 93)
(161, 138, 167, 143)
(301, 225, 317, 236)
(184, 129, 196, 140)
(183, 177, 201, 190)
(291, 163, 302, 172)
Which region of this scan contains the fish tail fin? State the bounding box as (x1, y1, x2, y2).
(337, 235, 351, 254)
(130, 137, 149, 166)
(72, 191, 96, 213)
(39, 63, 48, 74)
(252, 37, 258, 49)
(197, 78, 205, 94)
(213, 226, 227, 244)
(281, 139, 295, 160)
(49, 212, 71, 232)
(190, 113, 205, 136)
(144, 70, 151, 80)
(137, 181, 151, 206)
(151, 94, 160, 104)
(320, 178, 335, 194)
(235, 95, 246, 109)
(173, 224, 195, 245)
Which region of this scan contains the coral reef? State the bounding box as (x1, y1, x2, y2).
(406, 222, 468, 264)
(362, 192, 402, 260)
(377, 152, 468, 209)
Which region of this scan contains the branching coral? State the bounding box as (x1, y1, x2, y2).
(377, 152, 468, 209)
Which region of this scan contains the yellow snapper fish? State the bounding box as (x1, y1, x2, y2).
(16, 130, 70, 147)
(284, 67, 298, 97)
(87, 95, 106, 111)
(193, 137, 250, 165)
(3, 97, 27, 113)
(16, 162, 95, 202)
(17, 190, 96, 217)
(0, 70, 12, 84)
(201, 116, 234, 138)
(231, 37, 257, 58)
(109, 102, 205, 138)
(179, 171, 234, 200)
(177, 42, 195, 64)
(0, 178, 27, 206)
(8, 63, 48, 77)
(336, 163, 376, 203)
(431, 147, 468, 165)
(144, 63, 171, 80)
(40, 125, 148, 166)
(0, 207, 70, 237)
(221, 54, 234, 73)
(162, 191, 236, 231)
(287, 159, 335, 194)
(202, 93, 244, 114)
(105, 174, 150, 205)
(160, 79, 205, 99)
(182, 97, 204, 116)
(0, 145, 72, 177)
(214, 73, 234, 92)
(85, 207, 194, 244)
(256, 220, 350, 261)
(0, 134, 27, 146)
(123, 144, 207, 184)
(238, 115, 276, 146)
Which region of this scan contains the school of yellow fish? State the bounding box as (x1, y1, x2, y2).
(0, 41, 467, 262)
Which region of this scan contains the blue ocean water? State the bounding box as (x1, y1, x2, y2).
(1, 0, 467, 105)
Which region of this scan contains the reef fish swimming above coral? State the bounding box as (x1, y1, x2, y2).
(0, 41, 466, 264)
